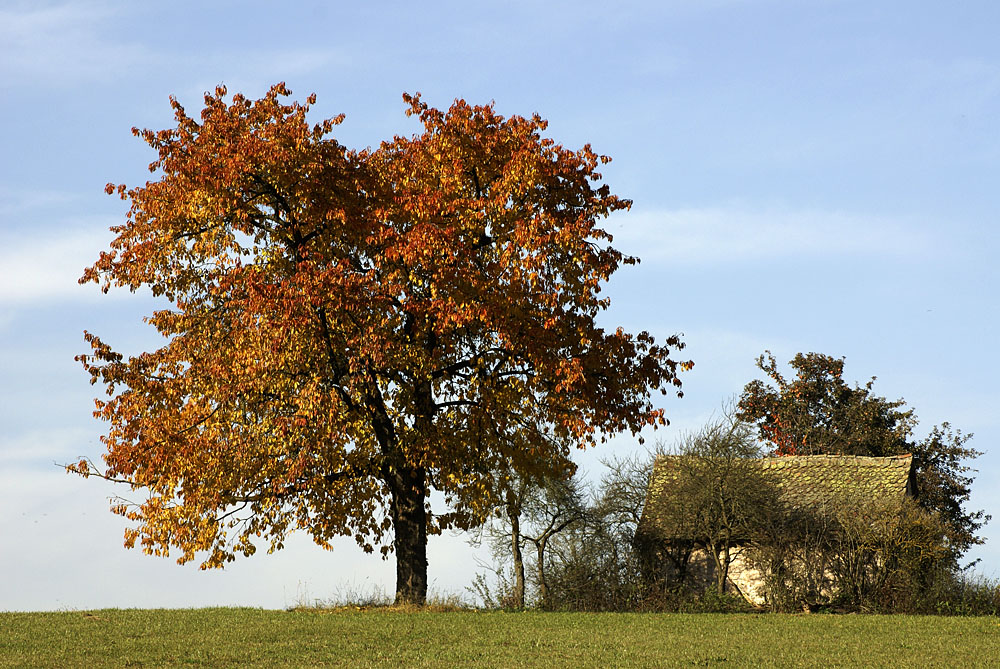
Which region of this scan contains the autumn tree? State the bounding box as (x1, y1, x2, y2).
(73, 84, 691, 605)
(737, 351, 987, 564)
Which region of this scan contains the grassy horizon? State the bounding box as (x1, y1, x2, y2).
(2, 608, 999, 667)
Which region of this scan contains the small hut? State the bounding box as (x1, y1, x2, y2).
(636, 454, 917, 604)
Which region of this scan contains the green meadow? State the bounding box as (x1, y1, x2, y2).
(2, 609, 998, 668)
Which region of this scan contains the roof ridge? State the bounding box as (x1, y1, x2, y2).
(761, 453, 912, 461)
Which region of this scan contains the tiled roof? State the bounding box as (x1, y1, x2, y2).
(638, 454, 914, 541)
(758, 454, 913, 507)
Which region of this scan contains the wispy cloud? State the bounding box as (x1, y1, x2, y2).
(0, 187, 80, 215)
(0, 222, 115, 305)
(170, 47, 346, 107)
(608, 206, 937, 266)
(0, 426, 94, 468)
(1, 2, 343, 89)
(0, 2, 152, 85)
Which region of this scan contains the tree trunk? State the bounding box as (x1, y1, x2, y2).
(389, 464, 428, 605)
(507, 489, 526, 608)
(536, 539, 549, 608)
(718, 543, 731, 595)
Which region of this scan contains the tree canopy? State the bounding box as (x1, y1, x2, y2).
(74, 84, 691, 604)
(737, 351, 987, 563)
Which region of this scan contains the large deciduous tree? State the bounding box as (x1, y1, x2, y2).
(74, 84, 691, 604)
(737, 351, 987, 564)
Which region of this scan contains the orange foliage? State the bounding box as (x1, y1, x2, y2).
(74, 84, 690, 601)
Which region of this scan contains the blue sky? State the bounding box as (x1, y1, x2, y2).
(1, 0, 998, 611)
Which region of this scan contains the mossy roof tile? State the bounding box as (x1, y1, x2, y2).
(639, 454, 914, 540)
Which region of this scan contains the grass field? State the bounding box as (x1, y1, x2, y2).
(2, 608, 998, 668)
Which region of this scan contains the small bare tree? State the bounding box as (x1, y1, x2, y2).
(671, 415, 770, 595)
(470, 472, 588, 609)
(520, 475, 590, 608)
(636, 407, 773, 598)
